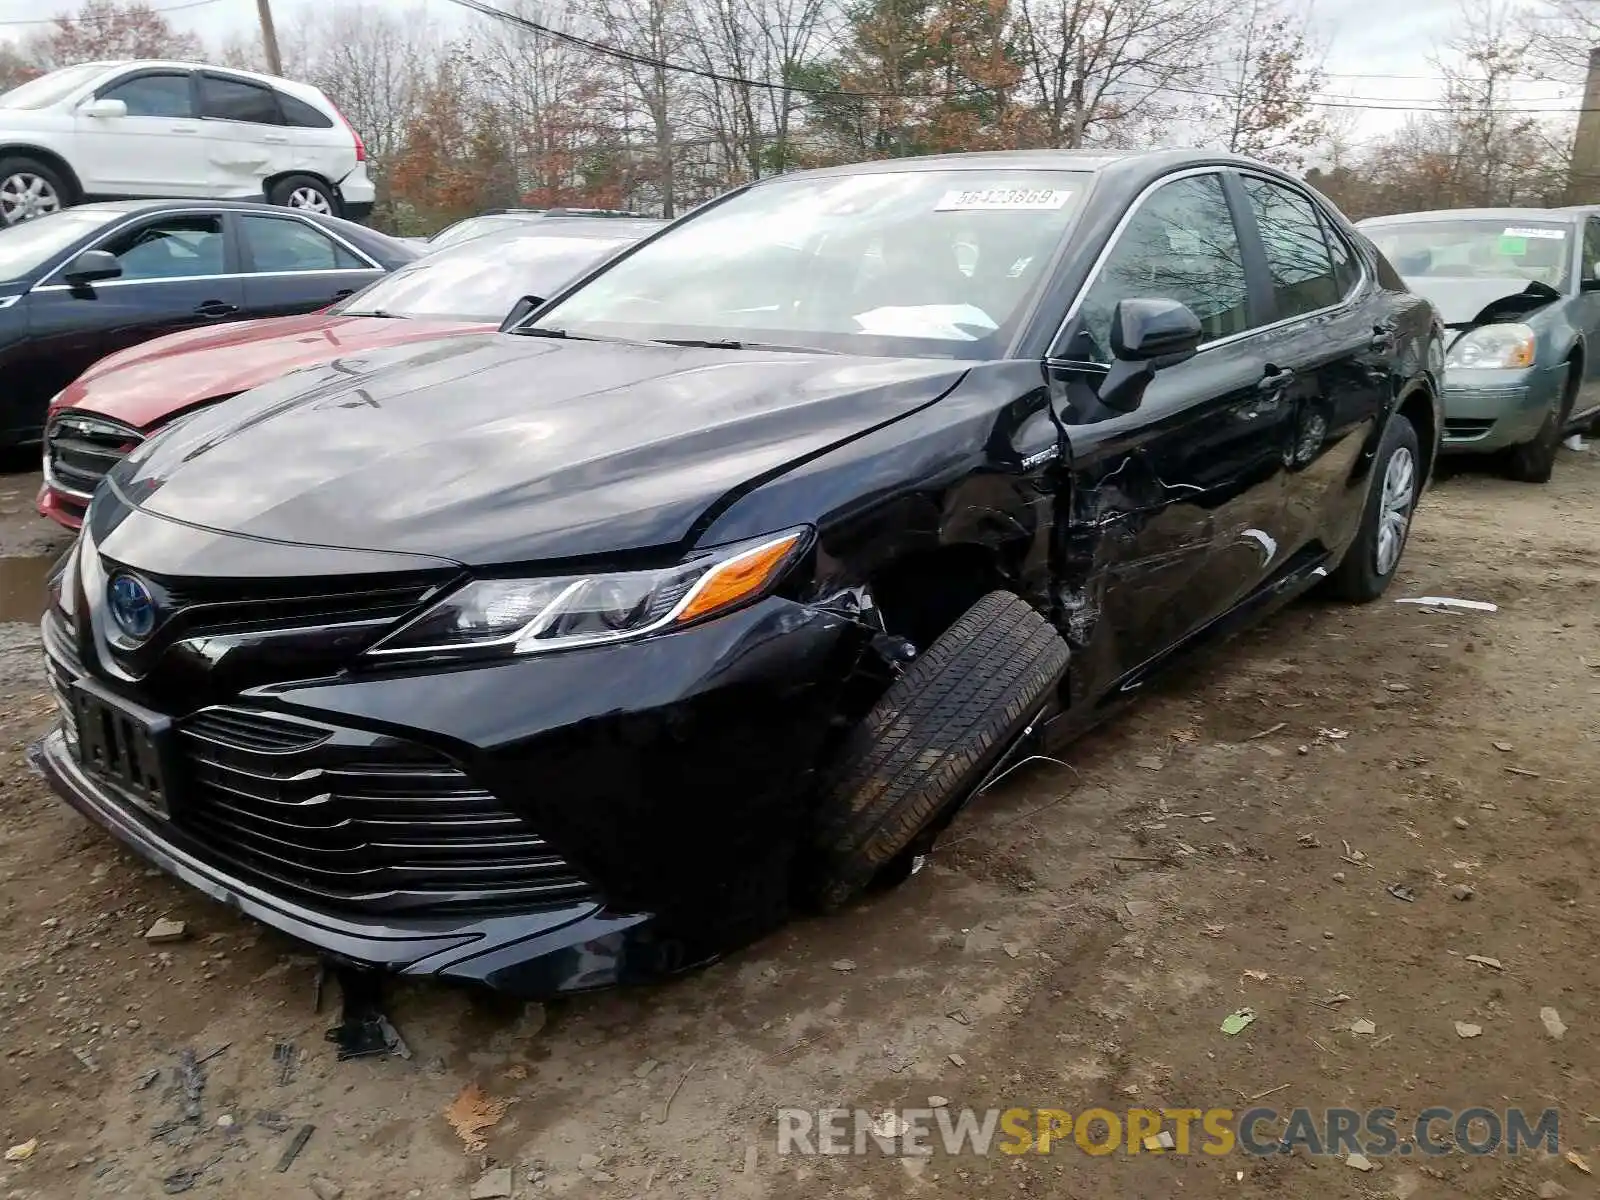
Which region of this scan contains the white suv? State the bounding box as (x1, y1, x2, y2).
(0, 60, 375, 227)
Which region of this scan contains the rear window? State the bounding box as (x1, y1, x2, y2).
(200, 74, 282, 125)
(278, 92, 333, 128)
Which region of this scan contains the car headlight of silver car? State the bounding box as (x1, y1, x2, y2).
(367, 528, 810, 658)
(1445, 323, 1536, 370)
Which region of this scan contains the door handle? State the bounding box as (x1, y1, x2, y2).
(170, 125, 198, 133)
(194, 300, 239, 319)
(331, 288, 354, 300)
(1257, 366, 1294, 393)
(264, 133, 289, 143)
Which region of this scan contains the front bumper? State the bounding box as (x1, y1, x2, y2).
(1440, 362, 1565, 453)
(37, 480, 85, 530)
(34, 596, 859, 996)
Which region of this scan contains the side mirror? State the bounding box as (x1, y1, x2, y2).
(79, 97, 127, 119)
(1098, 297, 1204, 413)
(62, 250, 123, 286)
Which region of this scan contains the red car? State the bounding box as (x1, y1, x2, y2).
(38, 215, 663, 528)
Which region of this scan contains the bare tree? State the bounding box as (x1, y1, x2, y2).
(24, 0, 201, 68)
(1009, 0, 1223, 149)
(1209, 0, 1327, 167)
(0, 42, 37, 92)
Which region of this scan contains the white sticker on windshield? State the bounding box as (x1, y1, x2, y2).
(1502, 226, 1566, 239)
(853, 304, 999, 340)
(936, 188, 1072, 212)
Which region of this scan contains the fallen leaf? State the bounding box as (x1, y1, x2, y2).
(1221, 1008, 1256, 1036)
(1202, 924, 1227, 938)
(1171, 728, 1199, 743)
(1465, 955, 1504, 971)
(4, 1139, 37, 1163)
(1567, 1150, 1592, 1174)
(1493, 741, 1513, 752)
(1351, 1018, 1377, 1036)
(444, 1083, 508, 1152)
(830, 959, 857, 973)
(1454, 1021, 1483, 1039)
(1243, 969, 1269, 981)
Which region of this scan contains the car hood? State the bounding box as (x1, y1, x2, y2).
(57, 313, 489, 430)
(1401, 275, 1564, 327)
(113, 332, 970, 564)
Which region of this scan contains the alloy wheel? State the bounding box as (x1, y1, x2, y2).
(1374, 445, 1415, 577)
(287, 187, 333, 214)
(0, 173, 62, 224)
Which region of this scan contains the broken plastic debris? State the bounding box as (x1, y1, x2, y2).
(1465, 955, 1504, 971)
(5, 1139, 37, 1162)
(1563, 433, 1589, 452)
(1220, 1008, 1256, 1036)
(1243, 969, 1269, 981)
(1351, 1018, 1377, 1036)
(1396, 596, 1498, 612)
(1454, 1021, 1483, 1039)
(1387, 884, 1416, 902)
(1541, 1007, 1567, 1039)
(1493, 741, 1513, 752)
(1143, 1130, 1177, 1151)
(444, 1083, 508, 1153)
(1318, 727, 1351, 740)
(1346, 1151, 1376, 1171)
(1568, 1150, 1592, 1173)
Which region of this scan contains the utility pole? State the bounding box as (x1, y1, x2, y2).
(256, 0, 283, 76)
(1564, 46, 1600, 204)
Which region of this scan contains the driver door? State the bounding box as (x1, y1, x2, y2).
(1047, 170, 1294, 699)
(73, 69, 209, 198)
(22, 212, 244, 411)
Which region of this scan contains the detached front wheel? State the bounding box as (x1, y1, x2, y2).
(810, 591, 1070, 911)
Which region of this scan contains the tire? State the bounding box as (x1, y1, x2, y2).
(811, 591, 1070, 911)
(267, 174, 336, 216)
(0, 155, 70, 226)
(1328, 411, 1421, 603)
(1504, 364, 1576, 483)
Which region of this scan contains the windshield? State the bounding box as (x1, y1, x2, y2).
(0, 209, 118, 282)
(428, 215, 528, 250)
(531, 169, 1090, 357)
(335, 231, 632, 322)
(0, 63, 109, 110)
(1365, 219, 1573, 290)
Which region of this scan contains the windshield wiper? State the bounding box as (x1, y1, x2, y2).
(348, 309, 407, 319)
(653, 337, 839, 354)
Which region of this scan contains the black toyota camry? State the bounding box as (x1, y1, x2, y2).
(33, 150, 1444, 997)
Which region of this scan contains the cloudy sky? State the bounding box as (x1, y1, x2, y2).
(0, 0, 1587, 142)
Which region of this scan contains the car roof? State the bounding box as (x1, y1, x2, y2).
(1358, 208, 1582, 225)
(61, 59, 330, 105)
(759, 147, 1260, 182)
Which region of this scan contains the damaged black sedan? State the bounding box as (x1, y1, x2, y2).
(34, 150, 1443, 997)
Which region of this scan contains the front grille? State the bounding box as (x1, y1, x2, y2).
(173, 707, 596, 914)
(45, 414, 143, 501)
(143, 573, 449, 642)
(41, 611, 81, 745)
(1444, 417, 1497, 440)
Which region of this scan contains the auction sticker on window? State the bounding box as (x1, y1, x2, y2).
(936, 188, 1073, 211)
(1501, 226, 1567, 239)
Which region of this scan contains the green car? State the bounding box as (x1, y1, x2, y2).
(1358, 207, 1600, 481)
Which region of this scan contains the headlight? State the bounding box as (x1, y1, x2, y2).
(367, 528, 809, 658)
(1446, 323, 1536, 369)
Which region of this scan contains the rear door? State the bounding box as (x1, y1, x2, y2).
(235, 211, 385, 316)
(1573, 217, 1600, 425)
(197, 73, 291, 199)
(73, 68, 208, 197)
(1048, 170, 1294, 696)
(1232, 172, 1391, 561)
(22, 211, 244, 402)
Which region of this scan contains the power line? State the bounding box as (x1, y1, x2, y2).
(450, 0, 1595, 116)
(0, 0, 226, 27)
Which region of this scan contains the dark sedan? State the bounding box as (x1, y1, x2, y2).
(0, 199, 417, 445)
(33, 150, 1442, 997)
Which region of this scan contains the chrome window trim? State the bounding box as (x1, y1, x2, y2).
(1048, 165, 1370, 366)
(33, 206, 384, 290)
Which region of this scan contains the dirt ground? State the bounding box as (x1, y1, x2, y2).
(2, 442, 1598, 1200)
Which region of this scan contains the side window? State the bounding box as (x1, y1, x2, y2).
(1243, 177, 1340, 320)
(1320, 212, 1362, 297)
(200, 75, 282, 125)
(1071, 173, 1250, 364)
(278, 92, 334, 129)
(100, 72, 193, 119)
(97, 216, 226, 281)
(1582, 218, 1600, 287)
(241, 216, 366, 272)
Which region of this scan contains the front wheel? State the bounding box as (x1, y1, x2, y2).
(809, 591, 1070, 911)
(1328, 411, 1420, 603)
(0, 156, 69, 226)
